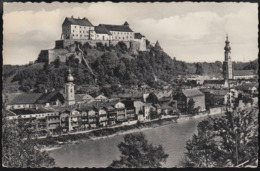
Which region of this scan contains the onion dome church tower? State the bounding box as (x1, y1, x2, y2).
(223, 35, 233, 88)
(65, 68, 75, 105)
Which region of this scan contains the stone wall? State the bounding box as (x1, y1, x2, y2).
(48, 49, 68, 63)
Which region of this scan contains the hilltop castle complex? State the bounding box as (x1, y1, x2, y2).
(37, 16, 147, 64)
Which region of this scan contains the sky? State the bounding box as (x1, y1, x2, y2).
(3, 2, 258, 65)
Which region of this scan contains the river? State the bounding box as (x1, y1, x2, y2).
(49, 114, 222, 168)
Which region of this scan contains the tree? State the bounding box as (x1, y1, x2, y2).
(146, 93, 159, 104)
(187, 98, 195, 114)
(2, 114, 55, 167)
(53, 57, 61, 68)
(180, 107, 258, 167)
(109, 133, 168, 168)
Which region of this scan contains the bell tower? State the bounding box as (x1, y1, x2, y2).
(65, 68, 75, 105)
(223, 34, 233, 87)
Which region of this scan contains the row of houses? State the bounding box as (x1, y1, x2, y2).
(5, 99, 177, 135)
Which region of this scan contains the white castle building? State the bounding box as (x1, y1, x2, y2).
(37, 16, 147, 64)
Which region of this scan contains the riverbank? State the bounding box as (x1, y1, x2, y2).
(39, 112, 223, 152)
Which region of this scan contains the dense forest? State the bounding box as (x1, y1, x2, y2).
(3, 41, 258, 94)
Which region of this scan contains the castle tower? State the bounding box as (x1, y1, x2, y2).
(65, 69, 75, 105)
(223, 35, 233, 87)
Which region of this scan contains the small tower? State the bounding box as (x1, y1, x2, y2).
(65, 69, 75, 105)
(155, 40, 162, 50)
(123, 21, 129, 26)
(223, 34, 233, 87)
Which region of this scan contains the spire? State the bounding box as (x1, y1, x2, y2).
(155, 40, 162, 50)
(123, 21, 129, 26)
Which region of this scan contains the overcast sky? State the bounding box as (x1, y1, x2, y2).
(3, 2, 258, 65)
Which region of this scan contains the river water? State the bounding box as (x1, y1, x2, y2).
(49, 115, 222, 168)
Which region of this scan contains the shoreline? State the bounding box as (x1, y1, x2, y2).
(40, 112, 224, 152)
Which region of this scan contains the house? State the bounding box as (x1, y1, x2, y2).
(75, 94, 86, 104)
(134, 101, 145, 115)
(104, 105, 117, 126)
(6, 93, 43, 110)
(203, 80, 225, 89)
(94, 106, 108, 127)
(99, 21, 134, 41)
(61, 16, 95, 40)
(59, 108, 81, 132)
(152, 104, 162, 115)
(122, 100, 136, 121)
(82, 94, 94, 102)
(143, 103, 151, 121)
(233, 70, 257, 80)
(94, 25, 113, 41)
(95, 95, 108, 102)
(202, 89, 229, 108)
(114, 102, 126, 122)
(88, 108, 98, 129)
(174, 89, 206, 113)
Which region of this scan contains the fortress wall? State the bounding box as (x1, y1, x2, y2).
(37, 50, 49, 63)
(48, 49, 68, 63)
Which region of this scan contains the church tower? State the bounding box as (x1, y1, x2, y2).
(223, 35, 233, 87)
(65, 69, 75, 105)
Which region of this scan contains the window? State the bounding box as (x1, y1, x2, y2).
(80, 31, 81, 33)
(80, 26, 81, 28)
(80, 35, 82, 37)
(84, 27, 86, 29)
(97, 35, 99, 37)
(73, 30, 74, 32)
(76, 34, 78, 36)
(73, 34, 74, 36)
(70, 89, 73, 93)
(75, 26, 76, 28)
(83, 31, 84, 33)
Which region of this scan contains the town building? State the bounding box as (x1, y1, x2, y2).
(122, 100, 136, 121)
(233, 70, 257, 80)
(174, 89, 206, 113)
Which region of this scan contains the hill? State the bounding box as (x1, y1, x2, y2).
(3, 41, 257, 94)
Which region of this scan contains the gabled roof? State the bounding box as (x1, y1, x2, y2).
(204, 80, 225, 85)
(8, 93, 43, 105)
(99, 24, 133, 32)
(182, 89, 204, 97)
(63, 17, 94, 27)
(233, 70, 256, 76)
(134, 33, 144, 39)
(94, 26, 112, 35)
(95, 95, 108, 99)
(75, 94, 85, 102)
(36, 90, 64, 104)
(209, 89, 229, 96)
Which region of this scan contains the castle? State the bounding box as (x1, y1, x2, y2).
(37, 16, 147, 64)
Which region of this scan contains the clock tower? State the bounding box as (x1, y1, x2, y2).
(223, 35, 233, 87)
